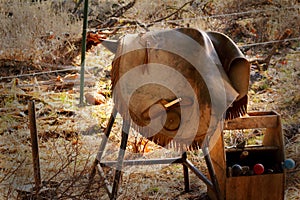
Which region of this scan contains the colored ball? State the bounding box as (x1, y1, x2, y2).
(284, 159, 296, 169)
(232, 164, 243, 176)
(253, 163, 264, 175)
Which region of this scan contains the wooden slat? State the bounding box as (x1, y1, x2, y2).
(211, 111, 285, 200)
(96, 164, 112, 197)
(224, 111, 279, 130)
(263, 116, 285, 165)
(100, 157, 183, 167)
(247, 111, 278, 116)
(226, 174, 284, 200)
(225, 145, 279, 152)
(207, 131, 226, 200)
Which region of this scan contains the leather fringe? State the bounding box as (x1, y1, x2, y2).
(225, 95, 248, 120)
(110, 29, 250, 150)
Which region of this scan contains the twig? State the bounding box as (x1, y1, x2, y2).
(142, 140, 149, 153)
(92, 1, 137, 29)
(98, 0, 194, 30)
(48, 144, 81, 194)
(0, 158, 27, 184)
(108, 0, 136, 18)
(110, 18, 150, 32)
(250, 29, 293, 71)
(0, 59, 41, 71)
(287, 169, 300, 174)
(147, 0, 195, 27)
(46, 158, 74, 184)
(0, 107, 19, 113)
(59, 153, 92, 198)
(262, 29, 292, 70)
(72, 0, 84, 14)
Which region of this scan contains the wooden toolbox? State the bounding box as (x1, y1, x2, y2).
(208, 111, 286, 200)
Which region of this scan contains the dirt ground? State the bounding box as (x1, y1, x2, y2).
(0, 0, 299, 199)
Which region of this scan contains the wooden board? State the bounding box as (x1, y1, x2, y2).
(224, 111, 278, 130)
(208, 131, 227, 199)
(226, 174, 285, 200)
(263, 114, 285, 168)
(208, 111, 285, 200)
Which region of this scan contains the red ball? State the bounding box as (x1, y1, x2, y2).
(253, 163, 264, 175)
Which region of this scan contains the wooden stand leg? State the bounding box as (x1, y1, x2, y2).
(97, 107, 118, 161)
(203, 147, 222, 200)
(86, 107, 223, 200)
(182, 152, 190, 192)
(110, 119, 131, 200)
(85, 108, 117, 193)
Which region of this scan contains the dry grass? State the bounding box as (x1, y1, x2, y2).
(0, 0, 299, 199)
(0, 0, 81, 65)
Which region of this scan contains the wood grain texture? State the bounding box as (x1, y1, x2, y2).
(224, 111, 278, 130)
(226, 174, 284, 200)
(208, 111, 285, 200)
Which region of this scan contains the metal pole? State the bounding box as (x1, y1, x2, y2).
(79, 0, 89, 106)
(28, 101, 41, 195)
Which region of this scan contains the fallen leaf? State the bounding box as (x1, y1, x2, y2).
(85, 92, 106, 105)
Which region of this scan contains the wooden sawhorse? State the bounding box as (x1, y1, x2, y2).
(87, 107, 222, 200)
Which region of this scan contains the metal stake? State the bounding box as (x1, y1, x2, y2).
(28, 101, 41, 195)
(79, 0, 89, 106)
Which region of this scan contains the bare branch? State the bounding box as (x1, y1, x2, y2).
(147, 0, 195, 27)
